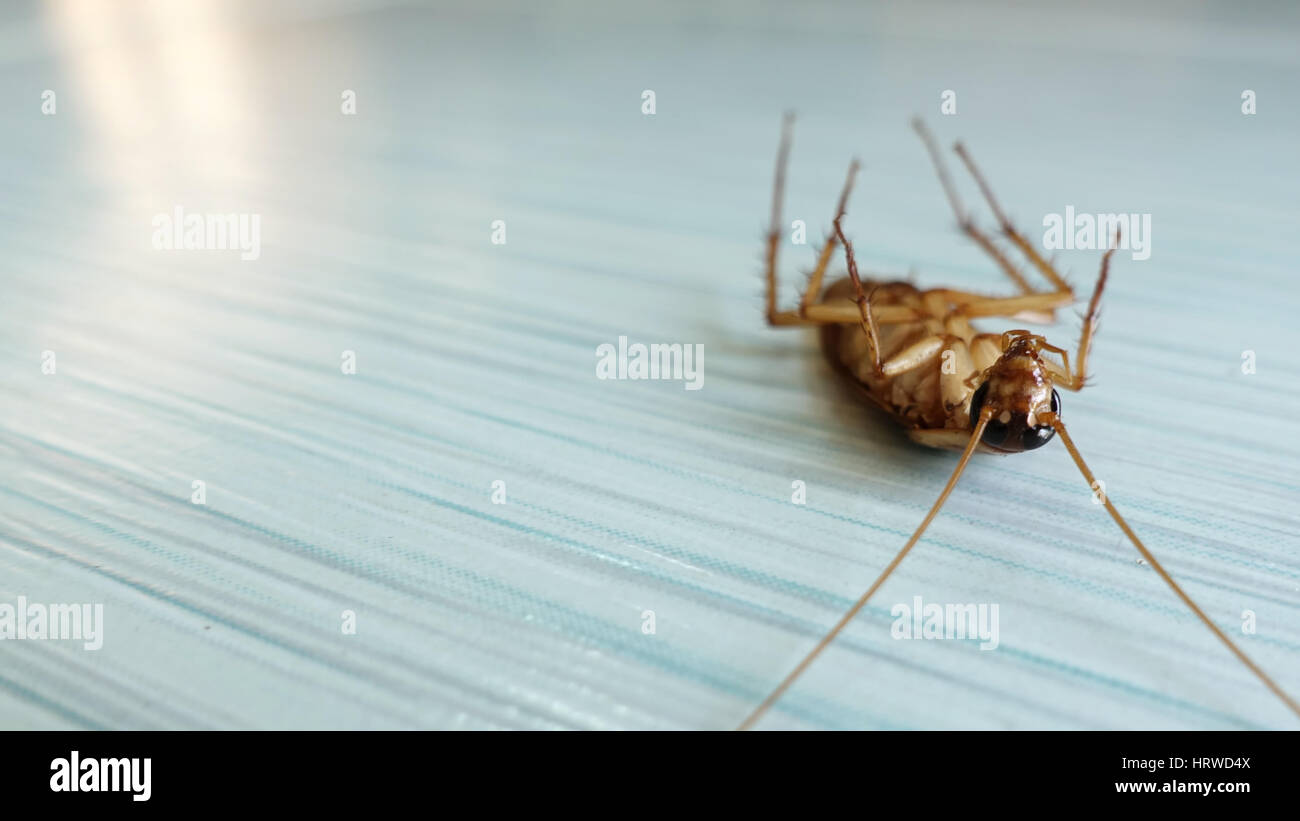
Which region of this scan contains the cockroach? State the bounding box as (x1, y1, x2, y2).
(739, 114, 1299, 729)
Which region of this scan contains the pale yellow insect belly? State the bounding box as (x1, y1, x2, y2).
(819, 278, 1004, 437)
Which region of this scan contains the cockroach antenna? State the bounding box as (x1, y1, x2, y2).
(741, 116, 1299, 730)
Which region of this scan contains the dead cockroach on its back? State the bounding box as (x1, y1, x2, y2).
(739, 114, 1299, 730)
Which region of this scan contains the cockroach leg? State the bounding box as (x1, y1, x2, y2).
(879, 333, 945, 378)
(912, 118, 1037, 297)
(765, 112, 795, 325)
(953, 141, 1073, 295)
(928, 289, 1054, 325)
(938, 336, 975, 414)
(799, 160, 860, 315)
(1034, 338, 1073, 385)
(764, 117, 866, 328)
(968, 332, 1003, 376)
(756, 116, 1300, 727)
(803, 301, 922, 325)
(1034, 232, 1115, 391)
(834, 217, 883, 374)
(908, 426, 985, 451)
(950, 290, 1076, 319)
(1065, 231, 1117, 390)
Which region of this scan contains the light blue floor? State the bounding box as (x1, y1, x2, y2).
(1, 0, 1298, 729)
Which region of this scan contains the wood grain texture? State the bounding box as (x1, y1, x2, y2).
(0, 0, 1298, 729)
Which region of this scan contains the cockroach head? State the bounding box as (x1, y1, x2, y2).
(968, 334, 1060, 453)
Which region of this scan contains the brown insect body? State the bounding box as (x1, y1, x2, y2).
(739, 114, 1300, 729)
(817, 275, 1063, 453)
(819, 278, 1011, 440)
(970, 334, 1060, 452)
(822, 279, 971, 429)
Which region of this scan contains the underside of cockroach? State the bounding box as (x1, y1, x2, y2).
(820, 279, 1066, 453)
(764, 114, 1111, 455)
(739, 114, 1300, 730)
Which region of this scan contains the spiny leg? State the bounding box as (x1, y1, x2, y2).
(1042, 231, 1116, 391)
(952, 141, 1073, 295)
(912, 117, 1036, 296)
(1066, 230, 1117, 391)
(764, 115, 863, 327)
(834, 216, 883, 375)
(799, 160, 860, 315)
(764, 112, 795, 325)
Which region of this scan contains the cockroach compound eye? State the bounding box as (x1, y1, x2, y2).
(738, 114, 1300, 730)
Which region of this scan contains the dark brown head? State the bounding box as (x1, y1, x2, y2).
(968, 335, 1060, 453)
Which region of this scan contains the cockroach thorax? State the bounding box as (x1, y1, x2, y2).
(969, 339, 1060, 453)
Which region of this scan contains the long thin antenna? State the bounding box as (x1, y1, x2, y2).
(737, 409, 994, 730)
(1049, 416, 1300, 720)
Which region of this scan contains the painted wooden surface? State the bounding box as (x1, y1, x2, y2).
(1, 0, 1298, 728)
